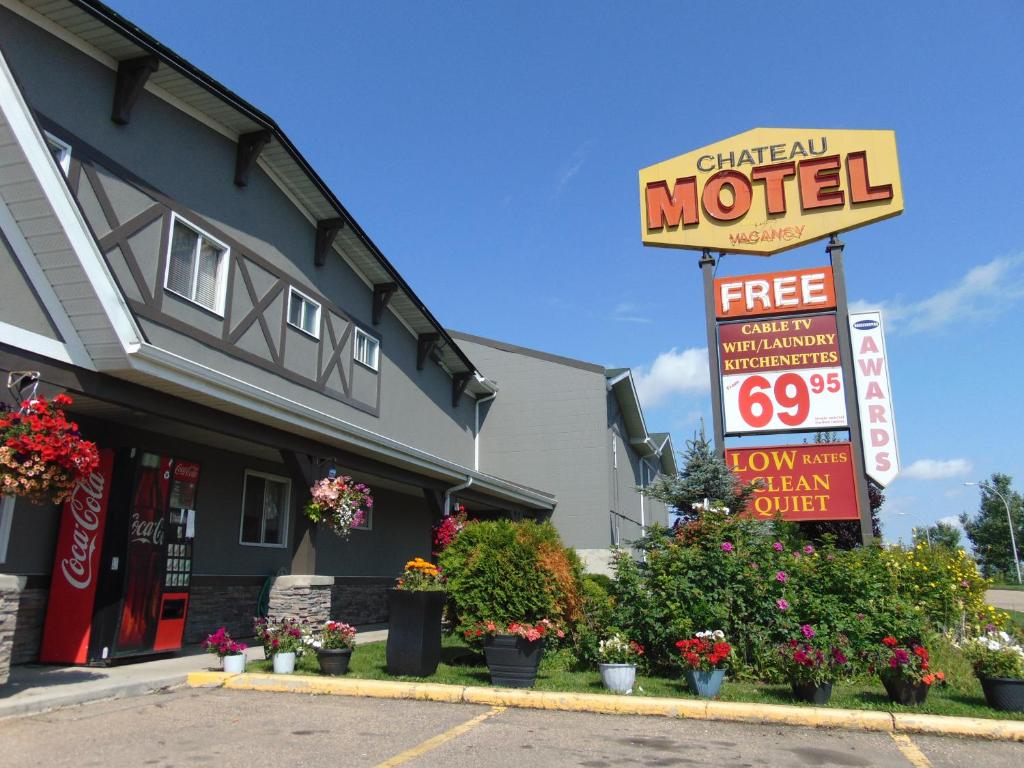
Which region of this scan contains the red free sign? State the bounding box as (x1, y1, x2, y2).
(727, 443, 860, 521)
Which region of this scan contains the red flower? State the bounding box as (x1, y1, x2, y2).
(882, 636, 898, 647)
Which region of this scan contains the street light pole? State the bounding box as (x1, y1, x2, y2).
(965, 480, 1022, 585)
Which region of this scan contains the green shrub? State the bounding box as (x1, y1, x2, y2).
(438, 519, 584, 644)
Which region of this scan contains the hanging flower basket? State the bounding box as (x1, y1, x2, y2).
(0, 393, 99, 505)
(303, 475, 373, 538)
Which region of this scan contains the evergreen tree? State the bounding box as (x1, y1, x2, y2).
(641, 426, 758, 520)
(960, 473, 1023, 580)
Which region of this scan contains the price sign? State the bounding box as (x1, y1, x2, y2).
(722, 367, 847, 434)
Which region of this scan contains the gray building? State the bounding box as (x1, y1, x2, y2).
(451, 332, 675, 573)
(0, 0, 675, 677)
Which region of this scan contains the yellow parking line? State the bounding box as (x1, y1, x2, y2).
(890, 733, 932, 768)
(375, 706, 506, 767)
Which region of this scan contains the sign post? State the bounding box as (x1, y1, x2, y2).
(701, 251, 726, 456)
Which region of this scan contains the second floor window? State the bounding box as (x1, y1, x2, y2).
(287, 287, 321, 338)
(165, 215, 229, 315)
(354, 327, 379, 371)
(43, 132, 71, 176)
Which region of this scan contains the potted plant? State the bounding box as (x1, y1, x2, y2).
(868, 636, 944, 705)
(306, 620, 357, 675)
(253, 617, 305, 674)
(386, 557, 446, 677)
(597, 632, 644, 694)
(778, 625, 848, 705)
(962, 629, 1024, 712)
(0, 393, 99, 505)
(676, 630, 731, 698)
(303, 474, 373, 538)
(466, 619, 565, 688)
(202, 627, 248, 674)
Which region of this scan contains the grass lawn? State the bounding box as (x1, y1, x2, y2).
(1007, 609, 1024, 631)
(245, 635, 1024, 722)
(990, 583, 1024, 591)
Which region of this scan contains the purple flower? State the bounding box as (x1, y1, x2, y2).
(773, 541, 784, 552)
(801, 624, 815, 639)
(803, 545, 814, 555)
(894, 648, 910, 665)
(832, 649, 848, 665)
(776, 599, 789, 612)
(721, 542, 734, 552)
(776, 571, 788, 583)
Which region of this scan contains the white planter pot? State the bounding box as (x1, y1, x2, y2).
(222, 654, 246, 674)
(599, 663, 637, 694)
(273, 651, 296, 674)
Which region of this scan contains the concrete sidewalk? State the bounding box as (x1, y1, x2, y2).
(987, 589, 1024, 612)
(0, 625, 388, 720)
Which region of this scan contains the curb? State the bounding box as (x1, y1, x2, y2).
(0, 673, 187, 720)
(186, 672, 1024, 742)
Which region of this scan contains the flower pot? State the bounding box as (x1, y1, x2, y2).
(598, 663, 636, 694)
(386, 588, 445, 677)
(222, 653, 246, 675)
(317, 648, 352, 676)
(881, 675, 929, 705)
(790, 680, 833, 705)
(483, 634, 544, 688)
(979, 676, 1024, 713)
(272, 651, 296, 674)
(683, 668, 726, 698)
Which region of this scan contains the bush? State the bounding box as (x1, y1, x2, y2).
(438, 519, 584, 644)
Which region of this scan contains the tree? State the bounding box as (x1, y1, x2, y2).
(960, 473, 1023, 579)
(912, 521, 962, 550)
(641, 426, 759, 520)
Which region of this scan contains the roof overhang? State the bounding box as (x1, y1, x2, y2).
(606, 368, 677, 475)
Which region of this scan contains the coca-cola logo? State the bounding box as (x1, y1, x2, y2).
(174, 463, 199, 483)
(129, 511, 165, 546)
(60, 471, 105, 590)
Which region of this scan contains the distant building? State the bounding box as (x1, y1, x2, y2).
(451, 332, 675, 573)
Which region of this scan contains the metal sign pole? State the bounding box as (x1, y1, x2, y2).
(700, 250, 726, 458)
(828, 235, 875, 544)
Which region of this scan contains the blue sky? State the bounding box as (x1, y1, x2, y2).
(110, 1, 1024, 545)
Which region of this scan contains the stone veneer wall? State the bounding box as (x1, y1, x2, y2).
(11, 584, 47, 665)
(331, 578, 391, 626)
(185, 578, 265, 644)
(0, 575, 19, 684)
(266, 576, 333, 625)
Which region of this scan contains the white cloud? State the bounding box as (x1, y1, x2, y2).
(633, 347, 709, 409)
(554, 139, 597, 194)
(937, 515, 965, 530)
(851, 253, 1024, 334)
(611, 301, 654, 324)
(899, 458, 973, 481)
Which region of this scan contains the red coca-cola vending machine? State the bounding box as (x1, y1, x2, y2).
(41, 448, 201, 664)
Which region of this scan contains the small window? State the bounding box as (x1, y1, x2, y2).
(44, 132, 71, 176)
(354, 327, 379, 371)
(239, 470, 290, 547)
(164, 214, 229, 315)
(287, 287, 321, 338)
(0, 495, 13, 563)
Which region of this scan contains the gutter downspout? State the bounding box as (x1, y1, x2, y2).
(444, 477, 473, 517)
(474, 392, 497, 471)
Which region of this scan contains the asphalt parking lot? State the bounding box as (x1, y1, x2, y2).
(0, 687, 1021, 768)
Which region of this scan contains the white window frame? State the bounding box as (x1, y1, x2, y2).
(286, 286, 321, 339)
(43, 131, 71, 176)
(0, 495, 13, 564)
(163, 212, 230, 316)
(353, 327, 380, 372)
(238, 469, 291, 549)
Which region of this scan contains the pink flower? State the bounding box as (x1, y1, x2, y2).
(776, 571, 788, 583)
(776, 599, 789, 611)
(803, 545, 814, 555)
(773, 541, 784, 552)
(721, 542, 734, 552)
(801, 624, 815, 639)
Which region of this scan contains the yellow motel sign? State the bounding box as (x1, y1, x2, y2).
(639, 128, 903, 255)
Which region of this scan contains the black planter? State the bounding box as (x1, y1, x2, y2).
(791, 680, 833, 705)
(483, 634, 544, 688)
(979, 676, 1024, 712)
(317, 648, 352, 676)
(386, 589, 445, 677)
(881, 675, 929, 705)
